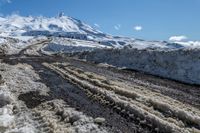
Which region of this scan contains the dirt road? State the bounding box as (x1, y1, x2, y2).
(1, 40, 200, 133)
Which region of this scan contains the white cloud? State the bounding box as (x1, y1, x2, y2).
(94, 23, 100, 28)
(114, 24, 121, 30)
(134, 26, 143, 31)
(169, 35, 188, 42)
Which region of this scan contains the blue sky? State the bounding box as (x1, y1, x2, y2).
(0, 0, 199, 41)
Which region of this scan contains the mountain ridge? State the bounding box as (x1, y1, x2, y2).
(0, 14, 200, 49)
(0, 14, 106, 38)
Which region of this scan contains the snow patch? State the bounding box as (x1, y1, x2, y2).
(0, 38, 7, 44)
(0, 105, 14, 128)
(0, 91, 14, 132)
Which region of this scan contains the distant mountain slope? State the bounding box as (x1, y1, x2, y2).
(0, 14, 106, 39)
(0, 14, 199, 49)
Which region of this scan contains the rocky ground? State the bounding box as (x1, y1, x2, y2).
(0, 39, 200, 133)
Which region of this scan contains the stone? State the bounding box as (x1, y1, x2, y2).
(94, 117, 105, 124)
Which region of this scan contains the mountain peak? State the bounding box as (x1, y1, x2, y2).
(58, 12, 65, 18)
(0, 14, 104, 38)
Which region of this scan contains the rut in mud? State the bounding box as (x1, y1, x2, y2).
(41, 61, 200, 133)
(18, 59, 151, 133)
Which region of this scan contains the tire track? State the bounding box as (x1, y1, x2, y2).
(60, 64, 200, 131)
(43, 62, 200, 133)
(22, 61, 143, 133)
(67, 58, 200, 109)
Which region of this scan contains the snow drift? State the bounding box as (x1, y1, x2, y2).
(77, 47, 200, 85)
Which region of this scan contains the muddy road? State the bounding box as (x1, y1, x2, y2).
(1, 40, 200, 133)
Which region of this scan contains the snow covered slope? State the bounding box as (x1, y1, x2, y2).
(1, 14, 200, 85)
(0, 14, 112, 54)
(0, 14, 199, 50)
(0, 14, 107, 39)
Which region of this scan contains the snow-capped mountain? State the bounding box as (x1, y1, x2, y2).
(0, 14, 107, 39)
(0, 14, 199, 50)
